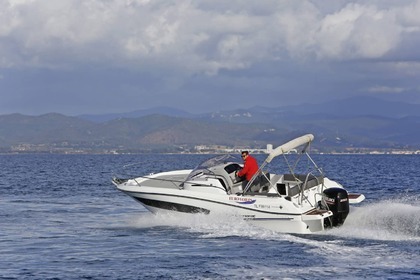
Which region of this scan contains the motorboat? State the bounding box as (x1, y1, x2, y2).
(112, 134, 365, 234)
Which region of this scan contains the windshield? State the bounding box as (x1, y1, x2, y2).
(185, 154, 241, 181)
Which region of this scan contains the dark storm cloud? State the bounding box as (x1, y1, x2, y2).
(0, 0, 419, 115)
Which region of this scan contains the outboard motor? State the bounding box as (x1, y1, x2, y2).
(322, 188, 349, 227)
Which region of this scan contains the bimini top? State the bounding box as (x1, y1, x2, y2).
(265, 134, 314, 163)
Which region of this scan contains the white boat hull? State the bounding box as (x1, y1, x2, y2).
(114, 173, 337, 234)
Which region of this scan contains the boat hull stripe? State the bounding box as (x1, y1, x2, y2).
(133, 196, 210, 214)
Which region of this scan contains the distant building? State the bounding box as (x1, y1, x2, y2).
(194, 144, 273, 154)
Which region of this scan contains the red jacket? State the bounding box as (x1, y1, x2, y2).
(237, 155, 259, 181)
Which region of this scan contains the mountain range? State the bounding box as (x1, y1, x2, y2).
(1, 96, 419, 153)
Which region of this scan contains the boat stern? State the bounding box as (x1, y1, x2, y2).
(301, 209, 334, 233)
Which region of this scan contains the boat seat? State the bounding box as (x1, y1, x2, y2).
(279, 174, 323, 197)
(284, 174, 322, 186)
(258, 173, 271, 193)
(244, 172, 271, 193)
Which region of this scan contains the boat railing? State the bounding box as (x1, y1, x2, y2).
(275, 172, 323, 204)
(299, 171, 324, 206)
(138, 174, 186, 189)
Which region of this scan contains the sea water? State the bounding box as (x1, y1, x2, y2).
(0, 154, 419, 279)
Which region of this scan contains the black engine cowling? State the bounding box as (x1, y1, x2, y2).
(322, 188, 349, 227)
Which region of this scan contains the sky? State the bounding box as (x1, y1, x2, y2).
(1, 0, 420, 116)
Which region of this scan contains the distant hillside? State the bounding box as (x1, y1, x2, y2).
(78, 107, 194, 122)
(0, 113, 96, 146)
(1, 97, 420, 153)
(0, 113, 294, 153)
(204, 96, 420, 123)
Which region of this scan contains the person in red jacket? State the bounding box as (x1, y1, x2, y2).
(236, 151, 259, 191)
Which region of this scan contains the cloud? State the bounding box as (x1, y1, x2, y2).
(315, 3, 401, 59)
(2, 0, 419, 72)
(1, 0, 420, 115)
(368, 86, 407, 94)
